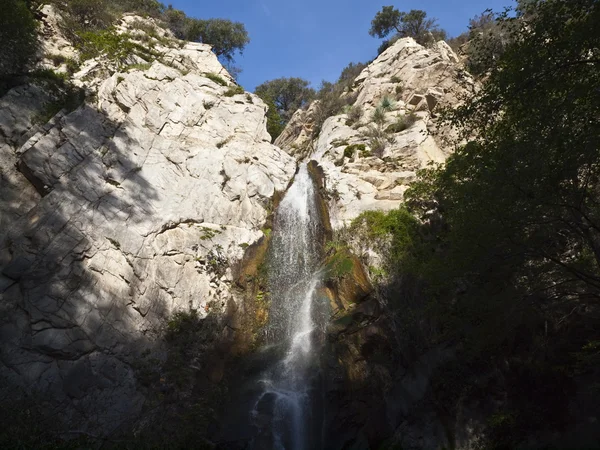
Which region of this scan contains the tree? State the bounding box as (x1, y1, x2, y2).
(400, 3, 600, 442)
(254, 77, 315, 124)
(184, 18, 249, 63)
(369, 6, 404, 38)
(406, 0, 600, 334)
(263, 97, 285, 142)
(369, 7, 446, 47)
(0, 0, 38, 78)
(337, 62, 367, 86)
(463, 10, 517, 76)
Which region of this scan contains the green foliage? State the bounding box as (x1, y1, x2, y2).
(204, 72, 228, 86)
(50, 0, 249, 64)
(406, 0, 600, 307)
(345, 104, 363, 126)
(0, 0, 37, 78)
(254, 77, 315, 123)
(76, 28, 141, 63)
(125, 62, 152, 71)
(379, 96, 395, 111)
(464, 10, 517, 76)
(224, 85, 244, 97)
(337, 61, 367, 86)
(369, 6, 403, 39)
(371, 106, 387, 126)
(351, 208, 422, 269)
(386, 112, 417, 133)
(394, 2, 600, 444)
(184, 18, 250, 62)
(47, 54, 80, 74)
(28, 70, 85, 125)
(260, 95, 288, 140)
(263, 96, 285, 142)
(369, 7, 447, 49)
(343, 144, 366, 159)
(324, 243, 355, 280)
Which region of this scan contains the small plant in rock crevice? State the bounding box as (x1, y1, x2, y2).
(204, 72, 228, 86)
(386, 112, 418, 134)
(224, 85, 244, 97)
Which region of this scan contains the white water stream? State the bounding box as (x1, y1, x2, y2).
(251, 163, 325, 450)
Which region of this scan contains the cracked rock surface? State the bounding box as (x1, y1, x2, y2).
(0, 14, 295, 434)
(276, 37, 475, 228)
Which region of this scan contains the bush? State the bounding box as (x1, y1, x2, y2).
(29, 69, 86, 124)
(369, 136, 386, 157)
(379, 96, 395, 111)
(51, 0, 249, 64)
(76, 28, 135, 61)
(345, 104, 363, 126)
(372, 107, 387, 126)
(224, 85, 244, 97)
(264, 96, 285, 142)
(204, 72, 228, 86)
(386, 112, 418, 133)
(0, 0, 37, 78)
(344, 143, 366, 159)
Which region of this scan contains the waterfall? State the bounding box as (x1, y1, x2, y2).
(251, 163, 327, 450)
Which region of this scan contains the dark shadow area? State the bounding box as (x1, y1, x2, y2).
(0, 75, 172, 447)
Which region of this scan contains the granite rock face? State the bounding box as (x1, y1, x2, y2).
(276, 37, 475, 228)
(0, 13, 295, 434)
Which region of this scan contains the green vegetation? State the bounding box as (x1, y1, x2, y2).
(125, 62, 153, 71)
(224, 84, 244, 97)
(369, 7, 447, 51)
(29, 69, 85, 124)
(254, 77, 314, 122)
(49, 0, 249, 64)
(311, 61, 366, 136)
(379, 96, 395, 111)
(385, 112, 417, 133)
(346, 1, 600, 447)
(204, 72, 228, 86)
(254, 77, 315, 140)
(324, 242, 354, 280)
(254, 61, 368, 140)
(184, 17, 250, 63)
(263, 96, 285, 142)
(371, 106, 386, 126)
(0, 0, 37, 81)
(345, 104, 363, 126)
(343, 143, 366, 159)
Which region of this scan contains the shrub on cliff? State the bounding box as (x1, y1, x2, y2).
(49, 0, 249, 64)
(0, 0, 38, 78)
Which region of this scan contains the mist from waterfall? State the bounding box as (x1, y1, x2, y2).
(251, 163, 327, 450)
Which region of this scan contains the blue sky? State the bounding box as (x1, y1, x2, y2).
(166, 0, 516, 91)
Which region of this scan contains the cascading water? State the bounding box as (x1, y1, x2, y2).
(251, 163, 327, 450)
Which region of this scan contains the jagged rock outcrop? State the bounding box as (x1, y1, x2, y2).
(0, 11, 295, 435)
(276, 37, 475, 228)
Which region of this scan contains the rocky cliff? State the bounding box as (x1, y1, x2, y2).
(0, 8, 295, 437)
(276, 37, 474, 228)
(275, 38, 479, 449)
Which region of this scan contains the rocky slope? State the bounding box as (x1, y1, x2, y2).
(0, 9, 295, 436)
(276, 37, 475, 228)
